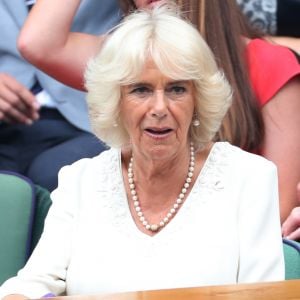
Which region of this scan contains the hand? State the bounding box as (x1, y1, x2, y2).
(282, 183, 300, 241)
(0, 73, 40, 125)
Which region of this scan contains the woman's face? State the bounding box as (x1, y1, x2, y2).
(120, 60, 195, 161)
(134, 0, 165, 9)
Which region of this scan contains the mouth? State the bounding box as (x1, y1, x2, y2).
(147, 0, 163, 8)
(144, 127, 173, 138)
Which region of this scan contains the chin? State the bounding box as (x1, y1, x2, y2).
(143, 143, 176, 161)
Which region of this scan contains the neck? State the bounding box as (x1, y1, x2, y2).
(132, 145, 191, 182)
(121, 142, 213, 234)
(125, 142, 196, 232)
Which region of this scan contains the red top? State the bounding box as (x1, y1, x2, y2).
(246, 38, 300, 106)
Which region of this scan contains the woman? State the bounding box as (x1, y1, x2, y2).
(0, 5, 284, 298)
(18, 0, 300, 239)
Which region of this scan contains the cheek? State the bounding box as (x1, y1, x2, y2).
(175, 102, 194, 125)
(120, 104, 143, 132)
(180, 112, 194, 133)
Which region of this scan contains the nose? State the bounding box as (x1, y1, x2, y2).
(150, 90, 168, 119)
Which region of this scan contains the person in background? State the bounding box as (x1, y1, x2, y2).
(18, 0, 300, 238)
(235, 0, 300, 241)
(0, 5, 284, 297)
(236, 0, 300, 53)
(0, 0, 120, 191)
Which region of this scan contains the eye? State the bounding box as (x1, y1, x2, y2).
(130, 86, 152, 97)
(166, 85, 187, 96)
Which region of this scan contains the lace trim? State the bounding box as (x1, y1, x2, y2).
(94, 142, 234, 238)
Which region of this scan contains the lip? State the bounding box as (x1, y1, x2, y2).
(147, 0, 163, 8)
(144, 127, 173, 139)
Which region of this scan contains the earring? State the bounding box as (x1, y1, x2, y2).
(192, 113, 200, 127)
(113, 122, 118, 127)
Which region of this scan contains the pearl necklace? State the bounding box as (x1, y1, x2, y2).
(127, 142, 195, 232)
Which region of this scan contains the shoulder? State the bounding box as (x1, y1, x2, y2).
(50, 148, 120, 210)
(246, 38, 300, 106)
(49, 148, 121, 218)
(215, 142, 277, 176)
(56, 148, 119, 185)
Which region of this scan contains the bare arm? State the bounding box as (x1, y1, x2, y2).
(18, 0, 104, 91)
(260, 77, 300, 224)
(282, 183, 300, 240)
(269, 36, 300, 54)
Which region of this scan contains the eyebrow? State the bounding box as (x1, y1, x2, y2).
(126, 82, 151, 89)
(126, 80, 190, 89)
(167, 80, 190, 86)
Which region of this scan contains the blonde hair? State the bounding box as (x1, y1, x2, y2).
(85, 4, 232, 150)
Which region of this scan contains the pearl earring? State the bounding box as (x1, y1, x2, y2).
(192, 115, 200, 127)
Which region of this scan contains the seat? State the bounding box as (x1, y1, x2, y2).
(283, 238, 300, 279)
(0, 171, 52, 285)
(30, 184, 52, 252)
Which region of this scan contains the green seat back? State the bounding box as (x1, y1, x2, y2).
(0, 172, 52, 285)
(283, 238, 300, 280)
(0, 172, 35, 285)
(31, 184, 52, 253)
